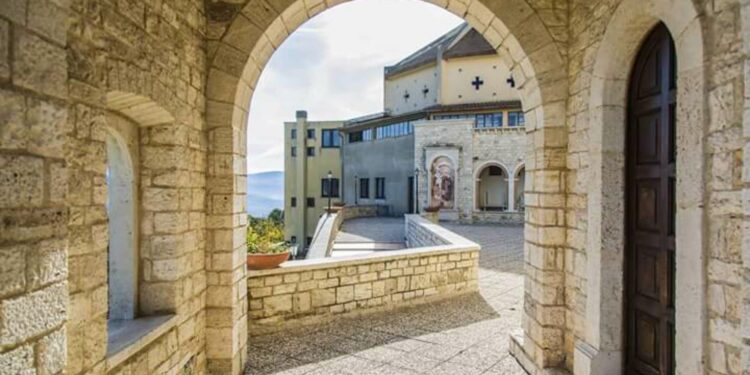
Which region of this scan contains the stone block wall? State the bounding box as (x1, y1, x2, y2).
(247, 248, 479, 335)
(0, 1, 70, 374)
(248, 216, 479, 334)
(405, 215, 450, 247)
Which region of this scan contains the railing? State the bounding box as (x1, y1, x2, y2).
(307, 205, 380, 259)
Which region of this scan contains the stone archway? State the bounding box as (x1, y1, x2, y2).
(582, 0, 706, 373)
(473, 161, 511, 212)
(204, 0, 568, 372)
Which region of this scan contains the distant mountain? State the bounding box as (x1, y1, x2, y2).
(247, 171, 284, 218)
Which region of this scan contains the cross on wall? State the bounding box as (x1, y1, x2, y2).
(471, 76, 484, 90)
(403, 91, 410, 101)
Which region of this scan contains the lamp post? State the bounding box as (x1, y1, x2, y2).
(414, 168, 419, 214)
(327, 170, 333, 216)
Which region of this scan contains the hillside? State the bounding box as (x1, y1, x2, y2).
(247, 171, 284, 218)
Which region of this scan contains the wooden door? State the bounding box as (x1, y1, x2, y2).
(625, 23, 676, 375)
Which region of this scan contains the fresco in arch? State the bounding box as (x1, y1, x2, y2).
(430, 156, 455, 209)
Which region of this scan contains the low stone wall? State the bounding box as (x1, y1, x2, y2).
(247, 216, 480, 335)
(468, 211, 524, 225)
(307, 205, 381, 259)
(405, 214, 450, 247)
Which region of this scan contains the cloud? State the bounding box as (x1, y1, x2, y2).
(246, 0, 463, 174)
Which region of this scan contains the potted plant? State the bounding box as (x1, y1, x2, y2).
(422, 204, 441, 223)
(246, 217, 290, 270)
(247, 241, 291, 270)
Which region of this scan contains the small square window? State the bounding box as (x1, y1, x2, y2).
(290, 236, 297, 243)
(306, 237, 313, 246)
(291, 129, 297, 139)
(307, 129, 315, 139)
(291, 147, 297, 157)
(290, 197, 297, 207)
(307, 198, 315, 207)
(307, 147, 315, 157)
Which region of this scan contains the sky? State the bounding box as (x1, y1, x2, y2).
(246, 0, 463, 174)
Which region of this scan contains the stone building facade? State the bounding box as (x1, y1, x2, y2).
(0, 1, 748, 375)
(414, 118, 525, 223)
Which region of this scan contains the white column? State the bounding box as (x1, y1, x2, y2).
(508, 176, 516, 212)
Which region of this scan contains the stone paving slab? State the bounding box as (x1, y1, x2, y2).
(334, 217, 406, 244)
(246, 223, 525, 375)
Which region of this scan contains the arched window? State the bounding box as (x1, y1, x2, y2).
(105, 129, 138, 320)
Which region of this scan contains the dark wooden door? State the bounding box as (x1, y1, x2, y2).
(625, 23, 676, 375)
(408, 177, 415, 214)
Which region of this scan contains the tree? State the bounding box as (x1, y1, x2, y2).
(267, 209, 284, 225)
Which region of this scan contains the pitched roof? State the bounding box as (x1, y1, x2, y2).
(383, 23, 496, 78)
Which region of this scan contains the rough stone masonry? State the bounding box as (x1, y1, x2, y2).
(0, 0, 748, 375)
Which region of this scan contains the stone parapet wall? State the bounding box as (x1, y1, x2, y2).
(405, 215, 450, 247)
(247, 218, 480, 335)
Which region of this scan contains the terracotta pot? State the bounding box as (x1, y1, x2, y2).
(422, 211, 439, 224)
(247, 251, 290, 270)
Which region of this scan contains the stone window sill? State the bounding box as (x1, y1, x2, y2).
(106, 314, 178, 371)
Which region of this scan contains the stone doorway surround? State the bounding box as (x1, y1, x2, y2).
(579, 0, 706, 374)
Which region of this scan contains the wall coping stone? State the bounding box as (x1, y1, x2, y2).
(105, 314, 178, 372)
(249, 243, 478, 277)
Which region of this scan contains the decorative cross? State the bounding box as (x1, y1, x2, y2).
(471, 76, 484, 90)
(403, 91, 410, 101)
(422, 86, 429, 97)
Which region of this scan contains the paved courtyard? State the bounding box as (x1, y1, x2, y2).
(246, 223, 525, 375)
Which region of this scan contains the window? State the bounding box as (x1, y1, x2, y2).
(307, 197, 315, 207)
(307, 129, 315, 139)
(291, 128, 297, 139)
(106, 130, 137, 321)
(306, 147, 315, 157)
(291, 197, 297, 207)
(291, 236, 297, 243)
(363, 128, 374, 141)
(475, 113, 503, 128)
(359, 178, 370, 199)
(375, 178, 386, 199)
(508, 111, 525, 127)
(306, 237, 313, 246)
(375, 121, 413, 139)
(322, 129, 340, 148)
(291, 146, 297, 157)
(488, 166, 503, 176)
(321, 178, 340, 198)
(349, 131, 363, 143)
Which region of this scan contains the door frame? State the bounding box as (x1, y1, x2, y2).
(576, 1, 707, 374)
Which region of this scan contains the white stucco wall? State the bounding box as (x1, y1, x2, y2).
(440, 55, 519, 105)
(384, 65, 439, 115)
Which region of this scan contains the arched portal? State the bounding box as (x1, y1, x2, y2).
(205, 0, 569, 372)
(583, 0, 706, 374)
(625, 23, 676, 375)
(475, 163, 509, 211)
